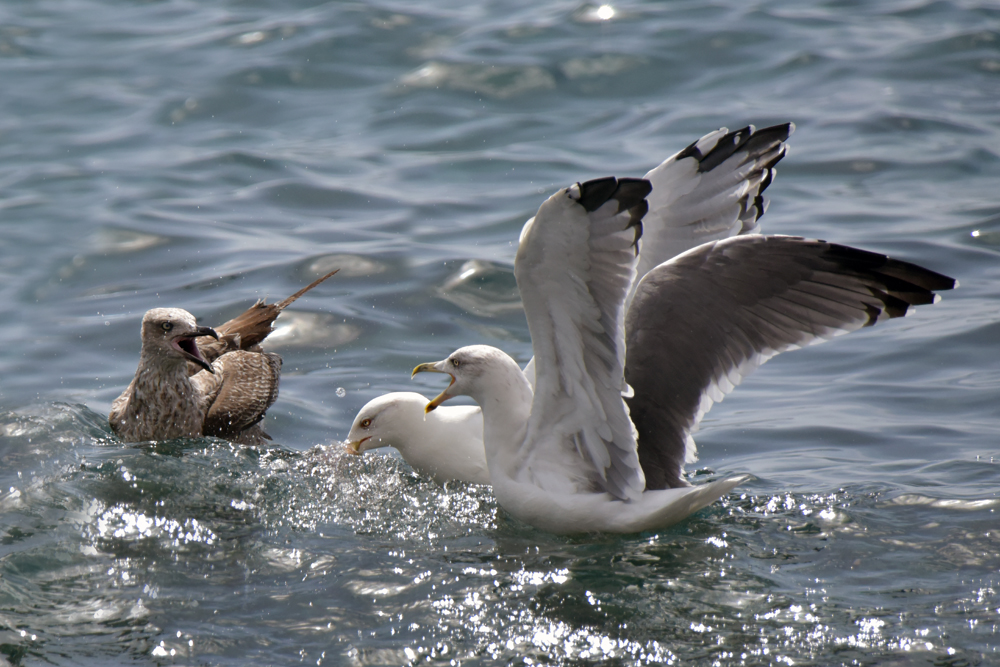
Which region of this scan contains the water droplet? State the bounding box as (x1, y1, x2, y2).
(336, 387, 346, 398)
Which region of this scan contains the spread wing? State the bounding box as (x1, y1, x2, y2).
(519, 123, 792, 390)
(192, 351, 283, 439)
(515, 177, 651, 502)
(624, 235, 956, 489)
(635, 123, 793, 281)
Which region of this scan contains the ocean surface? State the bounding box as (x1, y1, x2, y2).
(1, 0, 998, 664)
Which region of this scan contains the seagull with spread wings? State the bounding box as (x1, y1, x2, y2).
(411, 174, 954, 534)
(346, 124, 792, 478)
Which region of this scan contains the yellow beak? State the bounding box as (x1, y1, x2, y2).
(412, 361, 454, 413)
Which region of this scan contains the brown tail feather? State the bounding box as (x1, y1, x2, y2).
(274, 268, 340, 310)
(195, 269, 339, 366)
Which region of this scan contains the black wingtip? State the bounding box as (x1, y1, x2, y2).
(691, 122, 794, 174)
(817, 242, 957, 316)
(696, 126, 753, 172)
(576, 177, 620, 212)
(575, 177, 651, 253)
(740, 123, 794, 159)
(576, 176, 652, 213)
(613, 177, 653, 213)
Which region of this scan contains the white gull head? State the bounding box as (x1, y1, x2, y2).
(344, 391, 490, 485)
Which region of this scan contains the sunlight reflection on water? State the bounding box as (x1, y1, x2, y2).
(0, 0, 997, 662)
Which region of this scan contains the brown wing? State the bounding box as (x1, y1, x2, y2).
(108, 380, 135, 437)
(195, 332, 243, 367)
(193, 351, 283, 439)
(193, 268, 339, 370)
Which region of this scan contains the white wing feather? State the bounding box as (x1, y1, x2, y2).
(520, 124, 793, 390)
(514, 179, 649, 501)
(636, 123, 793, 280)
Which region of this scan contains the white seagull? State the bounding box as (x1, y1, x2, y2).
(346, 123, 792, 479)
(411, 174, 954, 534)
(344, 392, 489, 484)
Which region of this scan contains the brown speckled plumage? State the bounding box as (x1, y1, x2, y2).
(110, 270, 337, 444)
(192, 269, 340, 371)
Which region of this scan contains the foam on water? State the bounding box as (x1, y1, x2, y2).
(2, 404, 998, 664)
(1, 0, 998, 664)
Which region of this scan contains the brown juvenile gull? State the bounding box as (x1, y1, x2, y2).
(110, 270, 338, 444)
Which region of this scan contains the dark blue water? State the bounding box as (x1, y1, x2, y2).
(1, 0, 998, 664)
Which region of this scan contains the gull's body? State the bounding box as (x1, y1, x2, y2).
(109, 307, 282, 445)
(420, 345, 747, 533)
(414, 174, 954, 534)
(110, 270, 338, 444)
(347, 124, 792, 480)
(345, 392, 488, 485)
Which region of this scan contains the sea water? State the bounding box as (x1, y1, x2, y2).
(0, 0, 998, 664)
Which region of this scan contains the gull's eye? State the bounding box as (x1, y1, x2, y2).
(161, 322, 173, 332)
(450, 358, 460, 368)
(360, 418, 372, 429)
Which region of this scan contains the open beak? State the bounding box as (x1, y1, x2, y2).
(176, 326, 219, 374)
(344, 437, 369, 455)
(194, 326, 220, 341)
(412, 360, 453, 413)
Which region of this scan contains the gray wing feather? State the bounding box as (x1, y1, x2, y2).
(625, 235, 955, 490)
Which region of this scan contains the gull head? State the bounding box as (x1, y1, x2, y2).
(412, 345, 513, 413)
(140, 307, 219, 373)
(344, 392, 429, 455)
